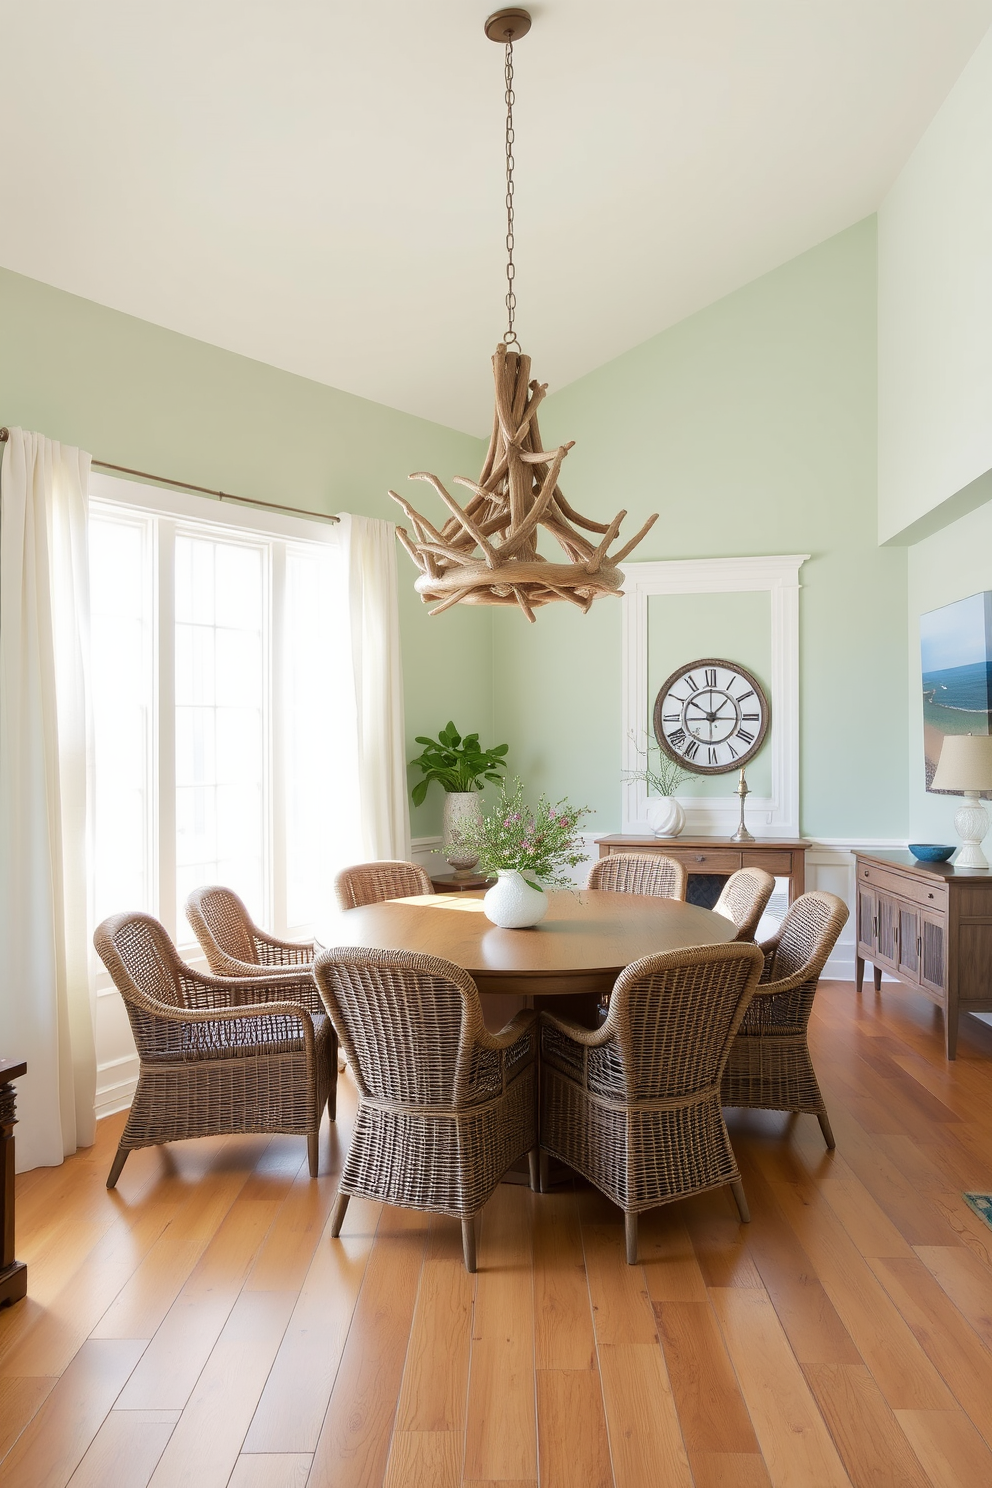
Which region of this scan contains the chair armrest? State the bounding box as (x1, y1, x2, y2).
(252, 932, 315, 966)
(476, 1008, 538, 1052)
(749, 965, 818, 1000)
(179, 965, 318, 1012)
(127, 991, 312, 1046)
(538, 1007, 612, 1049)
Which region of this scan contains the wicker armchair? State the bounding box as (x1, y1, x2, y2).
(587, 853, 687, 900)
(540, 941, 764, 1264)
(313, 947, 538, 1272)
(186, 885, 315, 984)
(713, 867, 775, 941)
(721, 890, 849, 1149)
(94, 912, 337, 1188)
(334, 860, 433, 911)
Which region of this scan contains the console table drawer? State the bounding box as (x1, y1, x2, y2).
(746, 850, 794, 875)
(676, 849, 742, 872)
(860, 861, 947, 909)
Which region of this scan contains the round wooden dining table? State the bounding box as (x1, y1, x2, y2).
(317, 887, 737, 1029)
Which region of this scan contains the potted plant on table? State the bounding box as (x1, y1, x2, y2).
(623, 740, 699, 837)
(453, 779, 590, 928)
(409, 722, 509, 874)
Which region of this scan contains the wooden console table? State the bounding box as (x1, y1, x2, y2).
(594, 835, 808, 905)
(855, 851, 992, 1060)
(1, 1058, 27, 1309)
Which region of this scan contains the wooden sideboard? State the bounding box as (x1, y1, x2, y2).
(594, 835, 808, 905)
(855, 851, 992, 1060)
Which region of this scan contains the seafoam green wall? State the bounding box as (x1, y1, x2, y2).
(907, 501, 992, 841)
(0, 266, 489, 837)
(493, 218, 907, 839)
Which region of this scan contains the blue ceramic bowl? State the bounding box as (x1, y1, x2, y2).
(908, 843, 955, 862)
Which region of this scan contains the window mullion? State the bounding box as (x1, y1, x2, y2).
(270, 542, 287, 937)
(157, 518, 178, 940)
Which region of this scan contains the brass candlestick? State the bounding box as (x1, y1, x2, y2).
(731, 767, 754, 843)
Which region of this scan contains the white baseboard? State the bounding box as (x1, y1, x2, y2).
(95, 1053, 138, 1119)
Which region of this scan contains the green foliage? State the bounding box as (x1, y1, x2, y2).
(451, 779, 589, 890)
(623, 735, 700, 797)
(409, 721, 509, 807)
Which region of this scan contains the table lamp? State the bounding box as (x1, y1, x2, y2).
(930, 733, 992, 870)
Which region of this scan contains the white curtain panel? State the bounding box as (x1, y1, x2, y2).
(0, 428, 96, 1170)
(339, 513, 412, 862)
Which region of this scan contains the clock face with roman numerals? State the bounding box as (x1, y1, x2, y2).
(652, 658, 770, 775)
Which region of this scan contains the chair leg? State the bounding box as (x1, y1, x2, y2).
(462, 1217, 477, 1274)
(539, 1149, 550, 1194)
(817, 1111, 836, 1150)
(528, 1146, 540, 1193)
(307, 1133, 319, 1178)
(625, 1211, 638, 1265)
(330, 1190, 350, 1238)
(731, 1179, 751, 1224)
(106, 1144, 130, 1189)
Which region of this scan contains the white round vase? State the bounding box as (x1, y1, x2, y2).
(483, 870, 549, 929)
(645, 796, 686, 837)
(443, 791, 483, 873)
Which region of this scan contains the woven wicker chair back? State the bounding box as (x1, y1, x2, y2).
(334, 860, 433, 911)
(186, 885, 258, 968)
(586, 853, 687, 900)
(768, 891, 849, 984)
(313, 947, 493, 1106)
(601, 942, 764, 1101)
(714, 868, 775, 941)
(94, 912, 193, 1060)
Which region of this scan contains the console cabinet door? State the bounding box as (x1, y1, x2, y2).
(897, 903, 922, 984)
(857, 883, 877, 957)
(875, 893, 900, 971)
(920, 912, 947, 997)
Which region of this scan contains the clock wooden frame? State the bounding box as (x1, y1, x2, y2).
(652, 657, 770, 776)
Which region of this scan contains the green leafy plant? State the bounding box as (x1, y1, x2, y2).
(450, 779, 589, 889)
(623, 735, 700, 796)
(409, 721, 509, 807)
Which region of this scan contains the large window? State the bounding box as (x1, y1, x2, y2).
(89, 476, 353, 950)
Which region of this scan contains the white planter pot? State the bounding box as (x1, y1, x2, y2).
(483, 870, 549, 929)
(644, 796, 686, 837)
(443, 791, 482, 873)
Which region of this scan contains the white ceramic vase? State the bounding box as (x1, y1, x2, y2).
(644, 796, 686, 837)
(483, 870, 549, 929)
(443, 791, 482, 873)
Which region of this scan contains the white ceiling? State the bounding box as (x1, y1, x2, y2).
(2, 1, 991, 434)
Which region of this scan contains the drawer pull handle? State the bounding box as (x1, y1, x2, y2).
(928, 892, 934, 899)
(863, 868, 869, 877)
(695, 855, 705, 862)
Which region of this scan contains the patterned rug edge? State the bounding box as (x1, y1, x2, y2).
(963, 1192, 992, 1230)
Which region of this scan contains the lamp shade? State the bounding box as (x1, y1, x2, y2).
(931, 733, 992, 792)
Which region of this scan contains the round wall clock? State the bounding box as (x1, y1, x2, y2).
(653, 658, 770, 775)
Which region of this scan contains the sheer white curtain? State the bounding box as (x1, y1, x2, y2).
(339, 513, 412, 862)
(0, 428, 96, 1170)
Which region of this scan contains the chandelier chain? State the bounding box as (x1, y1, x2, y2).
(503, 36, 519, 349)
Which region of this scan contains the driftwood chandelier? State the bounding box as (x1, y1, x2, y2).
(390, 8, 658, 621)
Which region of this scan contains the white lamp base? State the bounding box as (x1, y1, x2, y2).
(954, 792, 990, 870)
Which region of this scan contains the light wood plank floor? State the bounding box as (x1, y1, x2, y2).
(4, 980, 992, 1488)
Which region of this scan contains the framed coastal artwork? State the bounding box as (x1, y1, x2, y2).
(920, 590, 992, 795)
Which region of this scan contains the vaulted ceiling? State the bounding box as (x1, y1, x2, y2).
(3, 1, 991, 433)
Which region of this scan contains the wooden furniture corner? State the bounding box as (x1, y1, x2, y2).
(0, 1058, 28, 1308)
(855, 851, 992, 1060)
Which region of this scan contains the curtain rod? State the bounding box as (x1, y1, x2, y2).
(0, 427, 340, 526)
